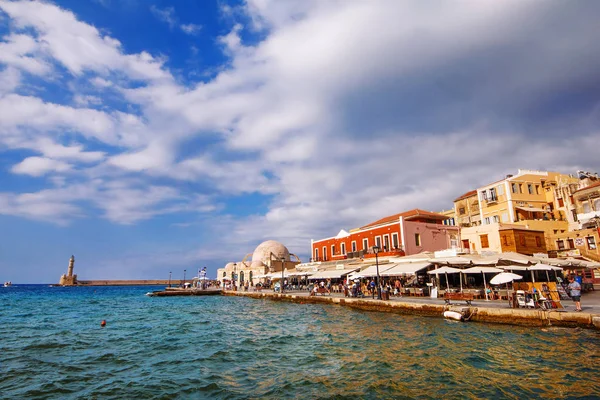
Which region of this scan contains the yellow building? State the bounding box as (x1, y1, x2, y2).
(453, 190, 480, 228)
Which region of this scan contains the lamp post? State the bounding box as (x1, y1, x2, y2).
(168, 271, 172, 288)
(183, 269, 187, 288)
(281, 258, 285, 294)
(373, 245, 381, 300)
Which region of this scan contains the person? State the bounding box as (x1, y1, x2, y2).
(568, 275, 582, 312)
(370, 280, 376, 299)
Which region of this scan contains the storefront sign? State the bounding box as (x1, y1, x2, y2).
(575, 238, 585, 247)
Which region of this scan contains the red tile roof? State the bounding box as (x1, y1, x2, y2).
(453, 190, 477, 202)
(361, 208, 447, 229)
(572, 180, 600, 194)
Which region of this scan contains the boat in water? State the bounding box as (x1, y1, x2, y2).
(4, 281, 12, 287)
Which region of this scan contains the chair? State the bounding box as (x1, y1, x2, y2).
(516, 290, 534, 308)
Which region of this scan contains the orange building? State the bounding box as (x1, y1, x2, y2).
(310, 209, 459, 261)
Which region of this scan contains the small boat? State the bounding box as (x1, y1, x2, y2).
(3, 281, 12, 287)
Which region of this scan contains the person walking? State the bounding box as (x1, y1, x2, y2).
(568, 275, 582, 312)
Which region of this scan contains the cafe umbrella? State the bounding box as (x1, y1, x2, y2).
(427, 266, 462, 291)
(462, 266, 504, 301)
(490, 272, 523, 306)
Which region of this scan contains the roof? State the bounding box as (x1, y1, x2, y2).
(453, 190, 477, 202)
(572, 180, 600, 195)
(361, 209, 448, 229)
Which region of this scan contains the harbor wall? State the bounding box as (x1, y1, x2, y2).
(223, 291, 600, 330)
(75, 279, 182, 286)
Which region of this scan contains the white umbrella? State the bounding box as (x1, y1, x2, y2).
(491, 272, 523, 307)
(462, 266, 504, 300)
(528, 263, 559, 282)
(427, 266, 462, 291)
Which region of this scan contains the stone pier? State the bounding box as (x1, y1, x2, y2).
(223, 290, 600, 330)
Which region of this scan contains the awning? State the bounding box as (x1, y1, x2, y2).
(308, 268, 359, 280)
(353, 263, 397, 278)
(381, 262, 431, 276)
(462, 266, 504, 274)
(515, 206, 547, 213)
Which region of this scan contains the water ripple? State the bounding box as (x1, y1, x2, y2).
(1, 285, 599, 399)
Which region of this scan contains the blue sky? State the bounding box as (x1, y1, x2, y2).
(1, 0, 599, 283)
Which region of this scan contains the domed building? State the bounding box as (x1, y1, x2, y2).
(217, 240, 301, 288)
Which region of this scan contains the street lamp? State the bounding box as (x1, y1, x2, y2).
(183, 269, 187, 288)
(168, 271, 172, 288)
(281, 258, 286, 294)
(373, 245, 381, 300)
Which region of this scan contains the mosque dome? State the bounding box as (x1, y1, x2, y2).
(252, 240, 290, 263)
(224, 262, 236, 269)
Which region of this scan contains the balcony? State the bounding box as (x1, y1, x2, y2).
(484, 197, 498, 205)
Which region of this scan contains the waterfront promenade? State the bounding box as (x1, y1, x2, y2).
(224, 286, 600, 330)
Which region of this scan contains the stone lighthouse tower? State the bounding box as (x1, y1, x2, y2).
(59, 255, 78, 286)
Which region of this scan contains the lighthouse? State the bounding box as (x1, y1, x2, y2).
(59, 255, 78, 286)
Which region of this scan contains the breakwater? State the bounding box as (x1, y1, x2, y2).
(223, 290, 600, 330)
(75, 279, 182, 286)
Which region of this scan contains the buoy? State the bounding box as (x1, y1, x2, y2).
(101, 320, 106, 327)
(443, 310, 464, 321)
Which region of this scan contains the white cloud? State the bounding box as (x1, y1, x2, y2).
(11, 156, 72, 177)
(180, 23, 201, 35)
(150, 5, 177, 29)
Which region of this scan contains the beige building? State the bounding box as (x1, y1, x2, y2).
(217, 240, 301, 288)
(460, 223, 546, 255)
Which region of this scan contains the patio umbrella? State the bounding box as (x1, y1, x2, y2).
(427, 266, 462, 291)
(528, 263, 555, 282)
(490, 272, 523, 307)
(462, 266, 504, 301)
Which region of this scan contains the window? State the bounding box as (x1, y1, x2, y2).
(383, 235, 390, 250)
(556, 240, 565, 250)
(595, 198, 600, 211)
(588, 236, 597, 250)
(558, 198, 564, 207)
(375, 236, 382, 248)
(362, 238, 368, 250)
(459, 207, 466, 215)
(415, 233, 421, 246)
(331, 244, 336, 256)
(519, 235, 526, 246)
(572, 210, 578, 221)
(341, 243, 346, 255)
(497, 185, 504, 196)
(240, 271, 244, 283)
(450, 234, 458, 248)
(223, 271, 226, 277)
(315, 248, 319, 260)
(583, 201, 591, 213)
(493, 215, 499, 223)
(485, 217, 490, 225)
(351, 241, 357, 252)
(502, 212, 509, 222)
(480, 234, 489, 248)
(536, 236, 542, 247)
(249, 271, 253, 282)
(323, 246, 327, 260)
(567, 238, 574, 249)
(535, 185, 540, 194)
(512, 183, 518, 193)
(519, 184, 523, 193)
(489, 188, 497, 201)
(528, 184, 534, 195)
(481, 191, 487, 201)
(392, 233, 399, 249)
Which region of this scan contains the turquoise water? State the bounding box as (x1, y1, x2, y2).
(1, 285, 599, 399)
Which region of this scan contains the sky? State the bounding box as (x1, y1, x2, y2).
(1, 0, 600, 283)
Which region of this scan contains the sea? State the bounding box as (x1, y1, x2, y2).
(1, 285, 599, 399)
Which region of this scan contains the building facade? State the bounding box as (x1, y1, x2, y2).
(311, 209, 459, 262)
